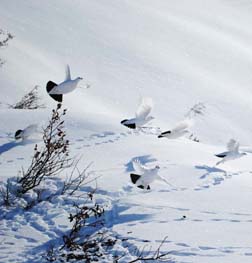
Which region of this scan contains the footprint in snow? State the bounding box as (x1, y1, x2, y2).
(74, 131, 128, 149)
(14, 235, 37, 243)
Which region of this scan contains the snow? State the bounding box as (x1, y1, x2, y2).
(1, 0, 252, 262)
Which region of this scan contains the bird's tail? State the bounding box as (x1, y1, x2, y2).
(130, 173, 141, 184)
(46, 81, 63, 103)
(130, 173, 150, 190)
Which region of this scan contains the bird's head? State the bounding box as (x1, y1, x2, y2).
(15, 129, 23, 140)
(146, 116, 154, 121)
(242, 152, 247, 156)
(74, 77, 83, 83)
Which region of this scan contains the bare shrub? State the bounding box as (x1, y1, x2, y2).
(127, 237, 172, 262)
(0, 178, 16, 207)
(17, 104, 70, 195)
(60, 160, 94, 196)
(60, 198, 109, 262)
(0, 29, 14, 67)
(185, 102, 206, 118)
(50, 194, 171, 262)
(9, 86, 45, 109)
(0, 104, 94, 209)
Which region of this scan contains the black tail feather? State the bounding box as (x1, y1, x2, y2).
(130, 173, 150, 190)
(50, 94, 63, 103)
(121, 122, 136, 129)
(46, 81, 57, 93)
(215, 153, 226, 158)
(158, 131, 171, 138)
(137, 184, 151, 190)
(130, 173, 141, 184)
(46, 81, 63, 103)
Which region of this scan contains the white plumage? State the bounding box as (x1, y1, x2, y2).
(121, 98, 154, 129)
(130, 159, 169, 190)
(215, 139, 246, 165)
(158, 119, 193, 139)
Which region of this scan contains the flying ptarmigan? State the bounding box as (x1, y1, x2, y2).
(121, 97, 154, 129)
(215, 139, 246, 165)
(158, 119, 193, 139)
(130, 159, 169, 190)
(15, 124, 39, 141)
(46, 65, 83, 103)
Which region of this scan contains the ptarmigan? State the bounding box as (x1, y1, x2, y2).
(46, 65, 83, 102)
(121, 98, 154, 129)
(15, 124, 39, 141)
(215, 139, 246, 165)
(158, 119, 193, 139)
(130, 159, 169, 190)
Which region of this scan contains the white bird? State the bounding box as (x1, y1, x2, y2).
(46, 65, 83, 102)
(14, 124, 40, 141)
(121, 97, 154, 129)
(130, 159, 169, 190)
(158, 119, 193, 139)
(215, 139, 246, 165)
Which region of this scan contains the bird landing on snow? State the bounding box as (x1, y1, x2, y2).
(215, 139, 246, 165)
(121, 97, 154, 130)
(15, 124, 40, 141)
(158, 119, 193, 139)
(46, 65, 83, 103)
(130, 159, 169, 190)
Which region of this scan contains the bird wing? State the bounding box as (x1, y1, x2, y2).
(25, 124, 38, 133)
(65, 64, 71, 81)
(171, 119, 193, 133)
(135, 97, 153, 120)
(132, 159, 147, 175)
(23, 124, 39, 138)
(227, 139, 239, 152)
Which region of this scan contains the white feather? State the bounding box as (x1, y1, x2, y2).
(227, 139, 239, 152)
(132, 159, 147, 174)
(65, 64, 71, 81)
(135, 97, 153, 120)
(159, 119, 193, 139)
(171, 119, 193, 133)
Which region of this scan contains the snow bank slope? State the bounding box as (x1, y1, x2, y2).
(1, 0, 252, 143)
(1, 1, 252, 262)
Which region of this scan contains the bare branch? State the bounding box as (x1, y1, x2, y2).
(61, 160, 94, 196)
(128, 237, 172, 263)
